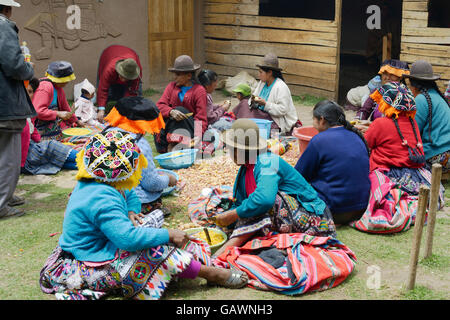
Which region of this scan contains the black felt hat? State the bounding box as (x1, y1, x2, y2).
(104, 96, 165, 134)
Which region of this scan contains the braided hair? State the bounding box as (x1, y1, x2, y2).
(313, 100, 370, 155)
(409, 79, 450, 144)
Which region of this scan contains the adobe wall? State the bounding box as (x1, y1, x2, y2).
(12, 0, 150, 100)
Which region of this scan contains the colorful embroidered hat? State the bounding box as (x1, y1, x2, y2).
(75, 130, 148, 190)
(370, 81, 416, 119)
(378, 59, 410, 79)
(45, 61, 76, 83)
(104, 96, 165, 134)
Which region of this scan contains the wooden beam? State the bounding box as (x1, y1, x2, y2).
(204, 25, 338, 47)
(204, 13, 337, 32)
(403, 1, 428, 11)
(205, 52, 336, 80)
(401, 35, 450, 45)
(206, 2, 258, 15)
(334, 0, 342, 102)
(205, 39, 337, 64)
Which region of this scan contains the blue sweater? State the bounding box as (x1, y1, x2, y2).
(234, 152, 326, 218)
(295, 127, 370, 214)
(414, 89, 450, 159)
(59, 181, 169, 263)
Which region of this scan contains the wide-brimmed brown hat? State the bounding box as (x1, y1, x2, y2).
(402, 60, 440, 81)
(221, 119, 267, 151)
(168, 55, 201, 73)
(256, 53, 283, 72)
(115, 59, 140, 80)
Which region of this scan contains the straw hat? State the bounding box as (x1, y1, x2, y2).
(402, 60, 440, 81)
(221, 119, 267, 151)
(0, 0, 21, 7)
(115, 58, 140, 81)
(45, 61, 76, 83)
(168, 55, 200, 73)
(75, 130, 148, 190)
(256, 53, 282, 72)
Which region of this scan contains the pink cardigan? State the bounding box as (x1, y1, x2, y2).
(32, 79, 77, 126)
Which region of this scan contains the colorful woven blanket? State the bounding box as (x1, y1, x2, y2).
(350, 169, 418, 233)
(213, 232, 356, 295)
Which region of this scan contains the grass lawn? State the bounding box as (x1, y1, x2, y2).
(1, 90, 448, 300)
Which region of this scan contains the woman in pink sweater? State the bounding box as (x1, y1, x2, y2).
(32, 61, 81, 139)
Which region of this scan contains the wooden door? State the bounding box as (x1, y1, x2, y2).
(148, 0, 195, 85)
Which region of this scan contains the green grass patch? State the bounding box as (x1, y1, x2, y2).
(292, 94, 325, 107)
(401, 285, 446, 300)
(143, 88, 160, 97)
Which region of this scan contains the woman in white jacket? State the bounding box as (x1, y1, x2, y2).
(252, 54, 299, 134)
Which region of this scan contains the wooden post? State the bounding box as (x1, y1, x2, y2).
(382, 32, 392, 61)
(424, 164, 442, 259)
(406, 185, 429, 291)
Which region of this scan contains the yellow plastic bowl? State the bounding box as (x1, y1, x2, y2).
(186, 227, 227, 254)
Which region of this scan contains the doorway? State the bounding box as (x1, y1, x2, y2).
(148, 0, 195, 86)
(338, 0, 403, 104)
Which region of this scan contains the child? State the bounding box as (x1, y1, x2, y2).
(74, 79, 103, 127)
(21, 78, 79, 175)
(231, 83, 270, 120)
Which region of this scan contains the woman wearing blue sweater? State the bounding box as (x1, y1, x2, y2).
(213, 119, 337, 258)
(103, 96, 177, 216)
(39, 131, 248, 300)
(295, 100, 371, 225)
(404, 60, 450, 174)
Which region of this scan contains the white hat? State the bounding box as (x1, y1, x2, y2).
(0, 0, 21, 7)
(81, 79, 96, 95)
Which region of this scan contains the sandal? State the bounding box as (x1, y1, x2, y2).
(213, 267, 248, 289)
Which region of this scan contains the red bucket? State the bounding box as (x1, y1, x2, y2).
(293, 126, 319, 157)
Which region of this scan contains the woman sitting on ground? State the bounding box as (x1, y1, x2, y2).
(356, 59, 410, 122)
(197, 69, 232, 126)
(104, 96, 176, 216)
(32, 61, 82, 140)
(295, 100, 370, 225)
(404, 60, 450, 174)
(21, 78, 78, 175)
(352, 81, 444, 233)
(39, 130, 248, 301)
(251, 54, 299, 135)
(155, 55, 207, 153)
(212, 119, 337, 258)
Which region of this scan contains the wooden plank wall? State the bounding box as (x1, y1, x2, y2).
(203, 0, 340, 100)
(400, 0, 450, 92)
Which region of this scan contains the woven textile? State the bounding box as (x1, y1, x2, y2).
(214, 232, 356, 295)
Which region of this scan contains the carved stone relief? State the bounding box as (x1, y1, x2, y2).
(25, 0, 121, 60)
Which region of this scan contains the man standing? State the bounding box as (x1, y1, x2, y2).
(96, 45, 143, 122)
(0, 0, 36, 219)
